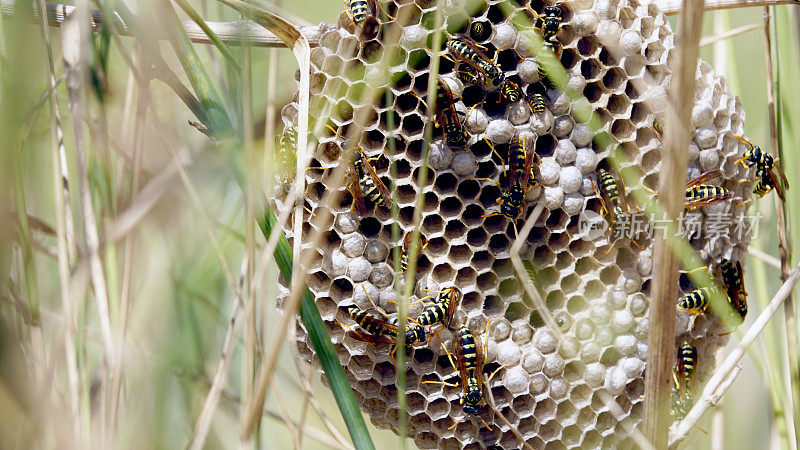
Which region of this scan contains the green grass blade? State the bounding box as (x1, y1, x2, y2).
(172, 0, 242, 74)
(258, 209, 375, 450)
(155, 1, 234, 138)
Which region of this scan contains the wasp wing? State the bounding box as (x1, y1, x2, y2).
(346, 329, 394, 345)
(685, 169, 723, 189)
(443, 287, 462, 328)
(523, 135, 536, 189)
(350, 166, 367, 215)
(361, 153, 393, 208)
(766, 168, 787, 202)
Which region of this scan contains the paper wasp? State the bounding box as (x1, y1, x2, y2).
(671, 341, 697, 419)
(499, 80, 523, 103)
(676, 340, 697, 383)
(413, 286, 462, 332)
(469, 21, 491, 42)
(345, 0, 376, 25)
(678, 286, 724, 315)
(456, 62, 483, 85)
(683, 170, 734, 210)
(680, 259, 746, 322)
(525, 92, 548, 115)
(341, 290, 427, 364)
(537, 39, 562, 81)
(717, 258, 747, 321)
(644, 169, 733, 210)
(529, 2, 564, 42)
(434, 79, 471, 148)
(733, 135, 788, 208)
(424, 323, 505, 430)
(591, 167, 645, 251)
(446, 37, 505, 87)
(471, 134, 539, 236)
(400, 231, 428, 274)
(326, 125, 392, 214)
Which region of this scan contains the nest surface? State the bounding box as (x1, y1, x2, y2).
(275, 0, 752, 448)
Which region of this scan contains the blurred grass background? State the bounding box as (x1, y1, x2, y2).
(0, 1, 799, 449)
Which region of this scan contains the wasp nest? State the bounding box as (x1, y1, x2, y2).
(275, 0, 751, 447)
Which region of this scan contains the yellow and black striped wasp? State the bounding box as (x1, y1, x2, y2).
(525, 92, 549, 115)
(456, 62, 483, 85)
(413, 286, 462, 333)
(529, 2, 564, 42)
(733, 135, 788, 208)
(591, 167, 642, 249)
(678, 286, 723, 315)
(683, 169, 734, 210)
(679, 258, 746, 322)
(717, 258, 747, 321)
(537, 39, 562, 81)
(345, 0, 376, 26)
(472, 134, 540, 236)
(446, 37, 505, 87)
(425, 323, 505, 430)
(400, 231, 428, 274)
(671, 341, 697, 419)
(499, 80, 523, 103)
(433, 79, 471, 149)
(341, 290, 427, 365)
(327, 125, 393, 214)
(645, 169, 734, 210)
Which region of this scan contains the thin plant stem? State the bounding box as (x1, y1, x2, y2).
(642, 0, 704, 445)
(763, 7, 799, 447)
(36, 0, 81, 443)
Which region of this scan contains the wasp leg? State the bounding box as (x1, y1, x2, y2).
(469, 177, 503, 186)
(735, 197, 757, 208)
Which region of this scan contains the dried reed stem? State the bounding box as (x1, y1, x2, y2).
(670, 263, 800, 445)
(642, 0, 704, 446)
(186, 299, 242, 450)
(36, 0, 81, 442)
(0, 0, 326, 46)
(700, 23, 760, 47)
(657, 0, 797, 14)
(762, 6, 800, 446)
(5, 0, 795, 46)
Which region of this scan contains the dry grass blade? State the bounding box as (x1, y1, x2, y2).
(670, 263, 800, 445)
(172, 0, 241, 73)
(655, 0, 797, 15)
(185, 300, 242, 450)
(35, 0, 81, 442)
(211, 0, 314, 440)
(0, 0, 326, 46)
(700, 23, 760, 47)
(61, 0, 117, 378)
(762, 6, 800, 445)
(642, 0, 704, 444)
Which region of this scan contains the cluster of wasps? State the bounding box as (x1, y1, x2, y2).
(313, 0, 568, 430)
(337, 0, 567, 234)
(272, 0, 793, 433)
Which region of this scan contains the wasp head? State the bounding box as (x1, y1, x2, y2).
(543, 6, 562, 18)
